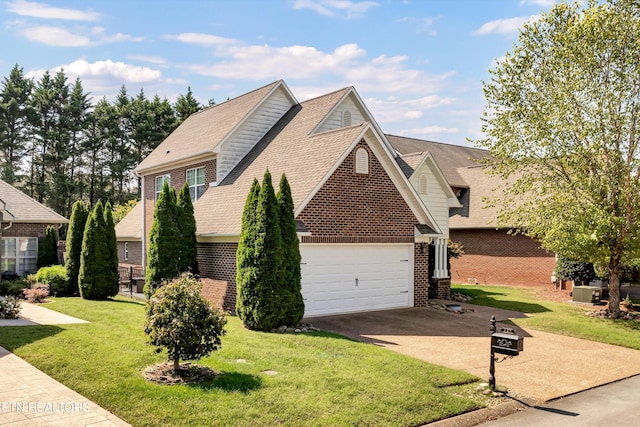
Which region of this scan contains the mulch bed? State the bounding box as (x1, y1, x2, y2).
(143, 361, 217, 385)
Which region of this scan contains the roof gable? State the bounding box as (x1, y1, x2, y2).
(114, 202, 142, 240)
(399, 151, 461, 207)
(0, 180, 68, 224)
(135, 80, 295, 175)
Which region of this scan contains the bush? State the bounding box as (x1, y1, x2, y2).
(23, 288, 49, 303)
(35, 265, 69, 297)
(0, 278, 30, 298)
(555, 258, 597, 286)
(0, 296, 21, 319)
(144, 274, 227, 371)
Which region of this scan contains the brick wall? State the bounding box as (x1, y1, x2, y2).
(449, 229, 555, 287)
(1, 223, 50, 238)
(117, 241, 142, 266)
(143, 160, 216, 246)
(197, 242, 237, 312)
(414, 243, 429, 306)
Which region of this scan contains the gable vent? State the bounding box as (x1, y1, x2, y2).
(418, 174, 428, 194)
(355, 147, 369, 174)
(342, 109, 352, 127)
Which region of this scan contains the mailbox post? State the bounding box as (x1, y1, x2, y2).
(489, 315, 524, 390)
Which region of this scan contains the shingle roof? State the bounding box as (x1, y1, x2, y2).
(193, 87, 367, 235)
(135, 80, 283, 174)
(387, 135, 489, 188)
(114, 202, 142, 239)
(0, 180, 68, 224)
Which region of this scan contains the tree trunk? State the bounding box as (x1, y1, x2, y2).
(608, 257, 622, 318)
(173, 358, 180, 372)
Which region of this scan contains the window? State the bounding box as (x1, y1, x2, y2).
(155, 175, 170, 201)
(1, 237, 37, 275)
(355, 147, 369, 174)
(418, 174, 428, 194)
(186, 167, 206, 200)
(342, 109, 352, 127)
(124, 242, 129, 261)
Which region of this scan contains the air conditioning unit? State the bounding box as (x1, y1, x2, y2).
(573, 286, 601, 304)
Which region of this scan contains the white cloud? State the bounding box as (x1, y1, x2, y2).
(473, 16, 533, 35)
(395, 16, 438, 35)
(16, 24, 141, 46)
(292, 0, 379, 19)
(398, 125, 459, 138)
(127, 55, 169, 66)
(164, 33, 239, 47)
(365, 94, 456, 123)
(6, 0, 100, 21)
(520, 0, 556, 7)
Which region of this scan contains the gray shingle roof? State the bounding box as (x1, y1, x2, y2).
(114, 202, 142, 240)
(0, 180, 68, 224)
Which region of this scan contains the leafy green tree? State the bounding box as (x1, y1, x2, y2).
(79, 200, 117, 299)
(112, 199, 138, 224)
(65, 200, 89, 295)
(555, 258, 597, 287)
(145, 182, 181, 297)
(277, 173, 304, 325)
(477, 0, 640, 317)
(242, 170, 283, 331)
(176, 182, 198, 275)
(236, 178, 261, 325)
(37, 225, 59, 268)
(104, 201, 120, 293)
(144, 274, 227, 371)
(0, 64, 34, 184)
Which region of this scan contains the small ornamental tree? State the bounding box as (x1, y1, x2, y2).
(37, 225, 59, 268)
(176, 182, 198, 275)
(65, 200, 89, 294)
(79, 201, 117, 299)
(145, 182, 181, 297)
(556, 258, 597, 287)
(277, 173, 304, 325)
(236, 178, 261, 324)
(104, 202, 120, 296)
(144, 274, 227, 371)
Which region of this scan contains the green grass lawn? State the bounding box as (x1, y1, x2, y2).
(452, 284, 640, 350)
(0, 296, 494, 427)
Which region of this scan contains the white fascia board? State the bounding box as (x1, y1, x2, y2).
(410, 153, 462, 208)
(135, 151, 216, 176)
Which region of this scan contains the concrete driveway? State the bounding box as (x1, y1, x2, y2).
(308, 300, 640, 403)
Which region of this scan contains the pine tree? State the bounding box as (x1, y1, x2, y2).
(145, 182, 181, 297)
(236, 178, 261, 324)
(37, 225, 59, 268)
(175, 86, 202, 124)
(176, 182, 198, 274)
(79, 201, 113, 299)
(277, 174, 304, 325)
(104, 201, 120, 297)
(65, 200, 89, 295)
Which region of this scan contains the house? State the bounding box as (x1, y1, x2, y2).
(0, 179, 68, 276)
(124, 80, 457, 316)
(387, 136, 556, 287)
(114, 201, 143, 267)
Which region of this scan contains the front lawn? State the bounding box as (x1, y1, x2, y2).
(0, 297, 493, 426)
(453, 284, 640, 350)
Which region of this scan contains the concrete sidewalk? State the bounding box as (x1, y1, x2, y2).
(310, 301, 640, 403)
(0, 303, 131, 426)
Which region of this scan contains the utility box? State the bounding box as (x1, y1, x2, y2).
(573, 286, 601, 304)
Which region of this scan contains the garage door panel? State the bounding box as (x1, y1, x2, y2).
(301, 244, 412, 317)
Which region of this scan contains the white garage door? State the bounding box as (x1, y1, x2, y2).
(301, 244, 412, 317)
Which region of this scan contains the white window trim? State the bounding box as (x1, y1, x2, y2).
(355, 147, 369, 174)
(124, 242, 129, 261)
(186, 167, 206, 201)
(155, 174, 170, 201)
(1, 237, 38, 275)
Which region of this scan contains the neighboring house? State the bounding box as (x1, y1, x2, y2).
(387, 136, 556, 287)
(122, 80, 455, 316)
(114, 201, 143, 267)
(0, 179, 68, 275)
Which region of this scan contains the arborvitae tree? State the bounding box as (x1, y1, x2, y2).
(104, 201, 120, 295)
(79, 201, 115, 299)
(145, 182, 181, 297)
(176, 182, 198, 275)
(236, 178, 261, 324)
(37, 225, 59, 268)
(277, 173, 304, 325)
(65, 200, 89, 295)
(247, 170, 283, 331)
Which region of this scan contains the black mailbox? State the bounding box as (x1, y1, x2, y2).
(491, 332, 524, 356)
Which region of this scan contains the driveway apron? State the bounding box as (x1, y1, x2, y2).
(308, 300, 640, 403)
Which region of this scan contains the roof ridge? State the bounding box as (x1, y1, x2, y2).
(300, 86, 352, 105)
(187, 80, 283, 119)
(310, 121, 366, 137)
(386, 134, 489, 153)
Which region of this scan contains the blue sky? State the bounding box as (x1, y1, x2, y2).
(1, 0, 555, 147)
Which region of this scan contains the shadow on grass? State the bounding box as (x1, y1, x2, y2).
(0, 325, 64, 354)
(189, 371, 262, 393)
(454, 287, 551, 314)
